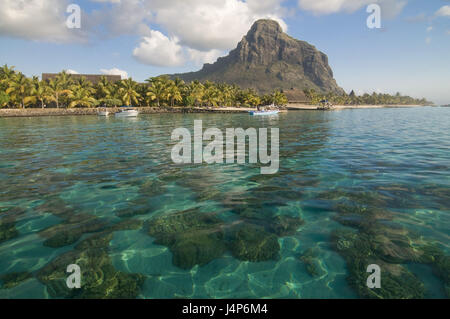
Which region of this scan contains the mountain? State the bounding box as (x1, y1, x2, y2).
(169, 19, 344, 95)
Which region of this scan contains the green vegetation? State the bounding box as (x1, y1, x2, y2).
(0, 220, 19, 244)
(299, 248, 323, 277)
(331, 229, 426, 299)
(146, 210, 226, 269)
(230, 225, 280, 262)
(0, 65, 288, 109)
(37, 237, 145, 298)
(145, 209, 304, 268)
(304, 89, 432, 106)
(0, 272, 33, 289)
(322, 188, 450, 299)
(33, 197, 146, 298)
(0, 65, 432, 108)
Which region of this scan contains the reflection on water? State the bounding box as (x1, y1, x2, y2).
(0, 107, 449, 299)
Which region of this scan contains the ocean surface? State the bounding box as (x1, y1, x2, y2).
(0, 107, 448, 299)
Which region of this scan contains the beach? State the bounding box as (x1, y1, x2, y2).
(286, 104, 426, 110)
(0, 107, 251, 117)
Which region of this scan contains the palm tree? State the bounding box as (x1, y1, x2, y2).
(68, 87, 98, 108)
(0, 91, 10, 108)
(174, 77, 185, 90)
(96, 76, 111, 97)
(167, 81, 183, 107)
(118, 78, 140, 106)
(73, 76, 93, 90)
(6, 73, 32, 108)
(146, 77, 169, 107)
(187, 81, 204, 107)
(202, 85, 221, 107)
(271, 90, 288, 106)
(25, 79, 51, 108)
(46, 78, 72, 108)
(219, 84, 236, 107)
(169, 77, 185, 107)
(0, 65, 16, 107)
(239, 88, 260, 107)
(0, 64, 16, 87)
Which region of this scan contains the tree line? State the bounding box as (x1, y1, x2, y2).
(0, 65, 432, 109)
(0, 65, 288, 109)
(303, 89, 432, 106)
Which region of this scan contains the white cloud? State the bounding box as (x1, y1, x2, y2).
(187, 49, 224, 66)
(298, 0, 371, 14)
(100, 67, 128, 79)
(436, 5, 450, 17)
(427, 26, 433, 32)
(152, 0, 287, 51)
(66, 69, 79, 74)
(133, 30, 184, 67)
(297, 0, 406, 18)
(92, 0, 287, 55)
(0, 0, 86, 42)
(1, 0, 289, 66)
(425, 37, 431, 45)
(91, 0, 153, 37)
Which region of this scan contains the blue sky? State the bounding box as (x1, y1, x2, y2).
(0, 0, 449, 104)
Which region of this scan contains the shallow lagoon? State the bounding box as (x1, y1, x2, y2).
(0, 107, 448, 298)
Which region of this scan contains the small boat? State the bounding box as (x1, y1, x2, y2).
(249, 110, 279, 116)
(115, 109, 139, 117)
(98, 111, 110, 116)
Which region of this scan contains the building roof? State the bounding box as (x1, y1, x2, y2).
(284, 88, 310, 103)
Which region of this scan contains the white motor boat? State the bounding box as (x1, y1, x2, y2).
(249, 110, 279, 116)
(115, 109, 139, 117)
(98, 111, 110, 116)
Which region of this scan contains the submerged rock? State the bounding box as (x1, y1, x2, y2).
(418, 244, 450, 298)
(37, 233, 145, 299)
(269, 215, 304, 237)
(0, 272, 33, 289)
(36, 202, 147, 299)
(147, 210, 226, 269)
(299, 248, 323, 277)
(37, 198, 109, 248)
(0, 221, 18, 244)
(171, 232, 226, 269)
(331, 229, 425, 299)
(41, 217, 108, 248)
(371, 227, 423, 264)
(230, 224, 280, 262)
(116, 207, 149, 218)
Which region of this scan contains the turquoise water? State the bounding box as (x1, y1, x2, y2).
(0, 107, 448, 299)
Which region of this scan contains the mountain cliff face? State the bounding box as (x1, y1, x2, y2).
(170, 19, 344, 95)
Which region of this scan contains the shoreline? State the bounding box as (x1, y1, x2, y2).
(286, 104, 428, 110)
(0, 107, 252, 118)
(0, 104, 429, 118)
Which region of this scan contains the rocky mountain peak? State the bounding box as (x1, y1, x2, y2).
(169, 19, 344, 95)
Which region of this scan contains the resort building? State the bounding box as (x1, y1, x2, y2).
(284, 88, 311, 104)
